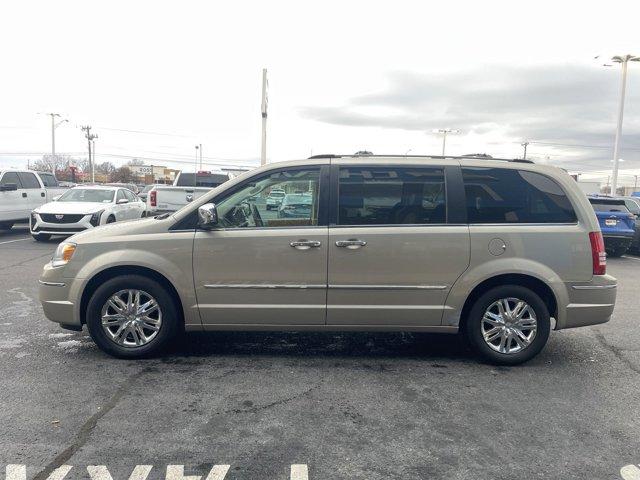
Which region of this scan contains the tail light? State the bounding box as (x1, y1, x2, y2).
(589, 231, 606, 275)
(149, 190, 157, 207)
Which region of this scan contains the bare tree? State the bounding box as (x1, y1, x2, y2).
(109, 166, 134, 183)
(96, 161, 116, 176)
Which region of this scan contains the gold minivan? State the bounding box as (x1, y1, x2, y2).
(39, 155, 617, 364)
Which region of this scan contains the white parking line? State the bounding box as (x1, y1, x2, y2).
(0, 237, 30, 245)
(291, 465, 309, 480)
(621, 464, 640, 480)
(623, 255, 640, 262)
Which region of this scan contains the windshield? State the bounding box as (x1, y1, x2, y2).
(58, 189, 114, 203)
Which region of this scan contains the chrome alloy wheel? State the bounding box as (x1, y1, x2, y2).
(101, 289, 162, 348)
(481, 297, 537, 354)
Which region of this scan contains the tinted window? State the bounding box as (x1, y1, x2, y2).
(462, 168, 577, 224)
(116, 190, 127, 202)
(39, 173, 58, 187)
(590, 201, 630, 213)
(176, 172, 229, 187)
(124, 189, 137, 202)
(338, 167, 446, 226)
(17, 172, 40, 189)
(0, 172, 22, 187)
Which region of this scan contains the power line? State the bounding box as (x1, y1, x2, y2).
(95, 126, 196, 138)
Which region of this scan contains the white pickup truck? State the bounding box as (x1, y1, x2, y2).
(0, 169, 68, 231)
(146, 171, 232, 214)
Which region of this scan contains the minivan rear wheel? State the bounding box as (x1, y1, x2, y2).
(465, 285, 550, 365)
(86, 274, 180, 358)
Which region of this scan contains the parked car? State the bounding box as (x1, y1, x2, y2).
(39, 155, 616, 364)
(0, 169, 67, 231)
(621, 196, 640, 253)
(31, 185, 146, 241)
(105, 182, 139, 195)
(587, 196, 635, 257)
(266, 188, 286, 210)
(146, 171, 231, 215)
(138, 184, 162, 203)
(278, 193, 313, 219)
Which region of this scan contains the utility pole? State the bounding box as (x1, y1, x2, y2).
(521, 141, 529, 159)
(199, 143, 203, 170)
(608, 54, 639, 197)
(81, 125, 98, 183)
(261, 68, 268, 165)
(433, 128, 460, 156)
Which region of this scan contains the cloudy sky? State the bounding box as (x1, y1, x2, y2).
(1, 0, 639, 184)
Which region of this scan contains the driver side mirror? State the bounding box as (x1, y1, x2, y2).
(198, 203, 218, 228)
(117, 198, 129, 204)
(0, 183, 18, 192)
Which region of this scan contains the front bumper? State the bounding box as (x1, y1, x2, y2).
(39, 262, 80, 327)
(561, 274, 617, 329)
(31, 213, 95, 236)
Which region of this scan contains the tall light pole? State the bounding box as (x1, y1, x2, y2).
(261, 68, 268, 165)
(199, 143, 203, 170)
(608, 54, 639, 196)
(194, 145, 199, 187)
(39, 113, 68, 169)
(521, 141, 529, 160)
(433, 128, 460, 156)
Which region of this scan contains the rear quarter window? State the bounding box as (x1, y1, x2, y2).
(462, 167, 577, 224)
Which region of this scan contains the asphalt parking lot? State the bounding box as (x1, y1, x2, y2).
(1, 225, 640, 480)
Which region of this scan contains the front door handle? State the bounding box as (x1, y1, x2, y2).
(335, 239, 367, 249)
(290, 239, 322, 250)
(22, 192, 27, 198)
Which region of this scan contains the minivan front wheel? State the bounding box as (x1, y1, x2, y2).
(86, 275, 180, 358)
(465, 285, 550, 365)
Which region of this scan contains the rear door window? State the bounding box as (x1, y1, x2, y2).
(462, 167, 577, 224)
(39, 173, 59, 187)
(337, 166, 446, 225)
(17, 172, 41, 189)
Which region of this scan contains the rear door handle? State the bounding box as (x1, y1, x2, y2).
(335, 239, 367, 249)
(290, 240, 322, 250)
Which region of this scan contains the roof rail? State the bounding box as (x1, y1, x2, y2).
(307, 153, 535, 163)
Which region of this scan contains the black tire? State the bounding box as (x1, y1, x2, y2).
(32, 233, 51, 242)
(106, 215, 116, 224)
(86, 274, 181, 358)
(0, 221, 14, 231)
(141, 211, 146, 218)
(465, 285, 551, 365)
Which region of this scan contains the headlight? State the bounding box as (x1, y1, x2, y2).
(52, 242, 77, 267)
(89, 210, 105, 227)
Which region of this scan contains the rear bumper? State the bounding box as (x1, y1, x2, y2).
(560, 275, 617, 329)
(603, 235, 633, 252)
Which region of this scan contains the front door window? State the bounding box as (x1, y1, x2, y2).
(215, 169, 320, 228)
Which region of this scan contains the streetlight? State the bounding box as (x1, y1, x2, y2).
(194, 145, 199, 187)
(603, 54, 639, 196)
(38, 113, 68, 168)
(433, 129, 460, 156)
